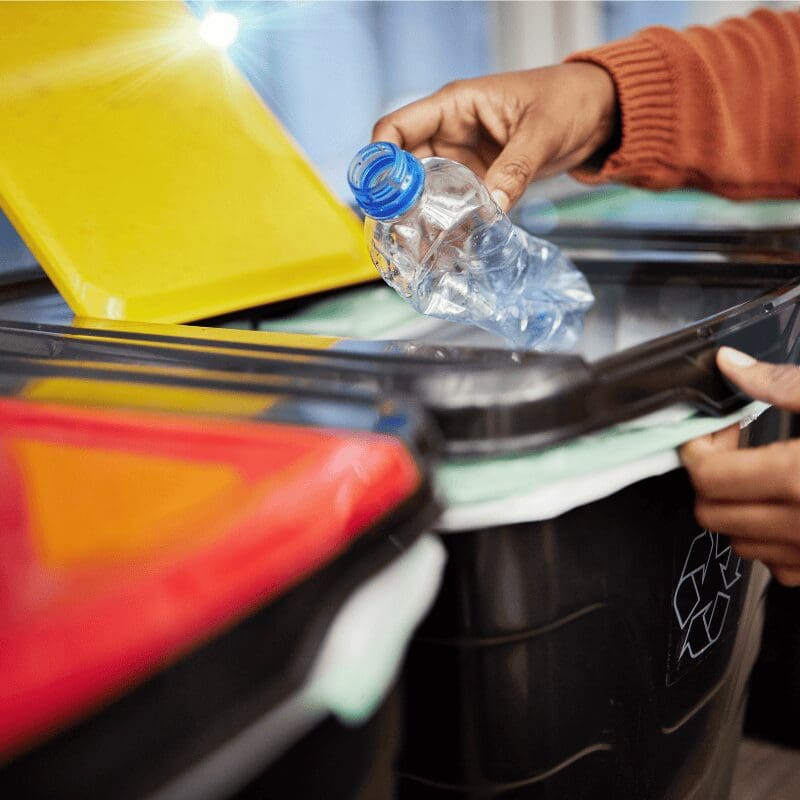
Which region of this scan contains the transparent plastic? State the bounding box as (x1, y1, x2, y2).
(348, 143, 594, 351)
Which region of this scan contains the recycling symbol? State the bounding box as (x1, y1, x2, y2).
(673, 530, 742, 661)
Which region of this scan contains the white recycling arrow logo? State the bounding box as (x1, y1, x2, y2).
(673, 530, 742, 661)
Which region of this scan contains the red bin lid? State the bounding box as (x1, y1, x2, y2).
(0, 397, 420, 757)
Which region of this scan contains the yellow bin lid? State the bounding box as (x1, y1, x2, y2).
(0, 1, 375, 323)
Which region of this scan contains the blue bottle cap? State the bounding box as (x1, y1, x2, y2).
(347, 142, 425, 221)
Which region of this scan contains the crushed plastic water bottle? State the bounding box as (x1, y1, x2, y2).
(347, 142, 594, 351)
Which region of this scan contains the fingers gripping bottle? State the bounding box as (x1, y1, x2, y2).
(347, 142, 594, 351)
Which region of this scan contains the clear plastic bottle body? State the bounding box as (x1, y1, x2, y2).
(353, 151, 594, 350)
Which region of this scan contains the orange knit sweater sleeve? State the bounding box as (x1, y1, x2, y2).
(566, 8, 800, 199)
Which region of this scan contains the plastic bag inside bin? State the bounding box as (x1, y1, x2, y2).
(436, 400, 769, 530)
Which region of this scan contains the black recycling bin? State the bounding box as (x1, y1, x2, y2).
(383, 259, 798, 800)
(0, 239, 799, 798)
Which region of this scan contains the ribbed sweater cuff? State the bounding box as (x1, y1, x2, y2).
(565, 36, 678, 186)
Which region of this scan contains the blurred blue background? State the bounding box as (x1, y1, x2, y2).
(0, 1, 772, 276)
(191, 1, 493, 198)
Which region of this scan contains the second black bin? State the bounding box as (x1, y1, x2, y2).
(253, 251, 800, 798)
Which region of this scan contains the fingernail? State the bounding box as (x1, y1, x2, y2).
(719, 347, 756, 367)
(491, 189, 510, 212)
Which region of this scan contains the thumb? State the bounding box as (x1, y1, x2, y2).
(717, 346, 800, 412)
(484, 136, 542, 212)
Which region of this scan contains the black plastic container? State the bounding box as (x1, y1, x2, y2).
(0, 242, 799, 798)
